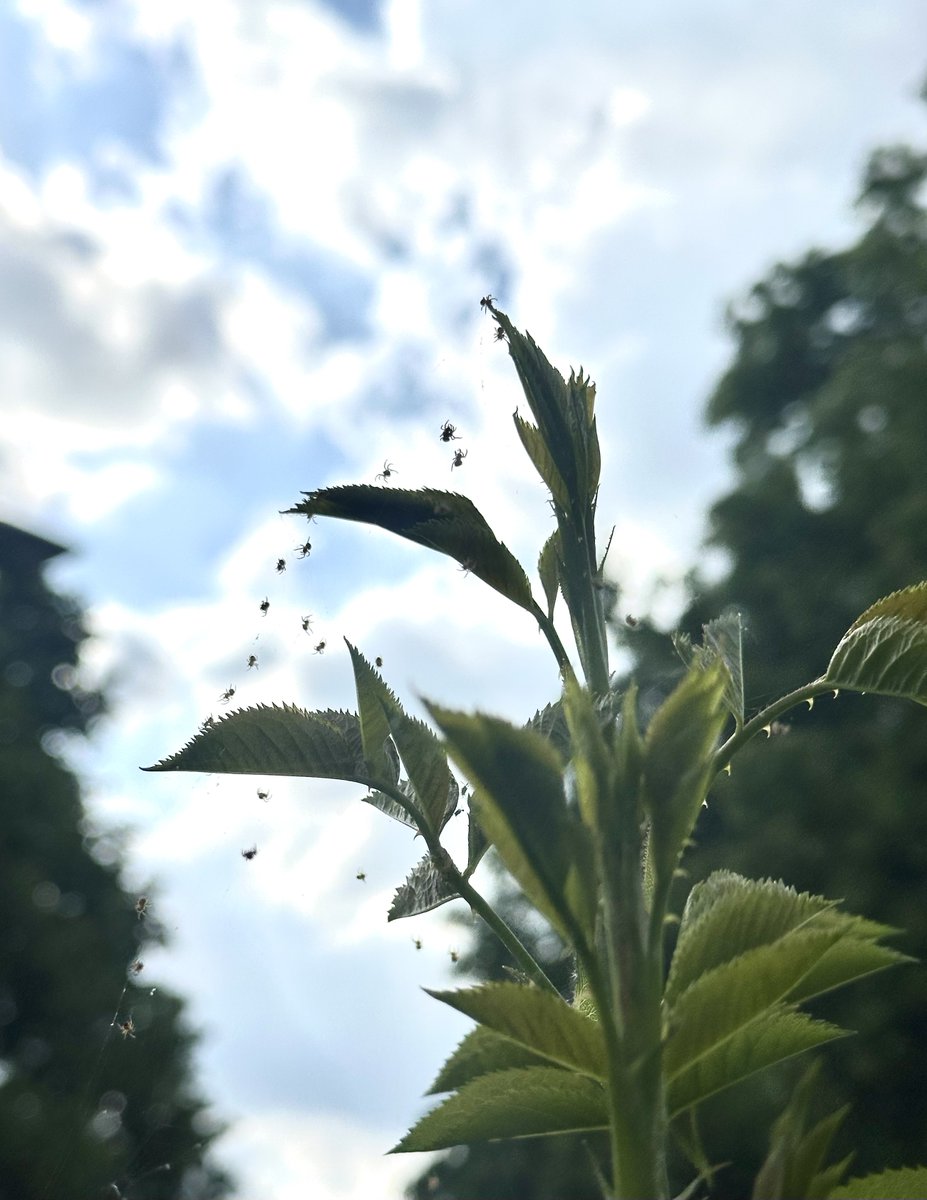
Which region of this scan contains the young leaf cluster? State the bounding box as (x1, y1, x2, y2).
(147, 305, 927, 1200)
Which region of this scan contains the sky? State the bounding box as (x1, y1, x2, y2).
(1, 1, 925, 1196)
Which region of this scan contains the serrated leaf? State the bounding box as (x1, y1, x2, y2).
(143, 704, 373, 782)
(664, 928, 844, 1081)
(428, 1025, 555, 1095)
(427, 704, 596, 945)
(346, 641, 399, 780)
(388, 853, 460, 920)
(426, 983, 606, 1080)
(391, 1067, 608, 1152)
(829, 1166, 927, 1199)
(361, 785, 419, 829)
(667, 874, 837, 1005)
(514, 413, 572, 510)
(643, 662, 730, 893)
(823, 581, 927, 706)
(786, 936, 913, 1005)
(524, 699, 572, 759)
(667, 1006, 847, 1117)
(702, 609, 746, 728)
(538, 529, 562, 620)
(287, 486, 535, 614)
(752, 1062, 852, 1200)
(386, 708, 455, 835)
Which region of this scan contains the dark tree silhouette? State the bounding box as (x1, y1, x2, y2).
(0, 521, 231, 1199)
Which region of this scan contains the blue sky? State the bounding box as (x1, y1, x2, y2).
(1, 2, 925, 1196)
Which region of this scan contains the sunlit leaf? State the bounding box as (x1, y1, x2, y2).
(829, 1166, 927, 1199)
(643, 662, 729, 893)
(428, 704, 597, 945)
(426, 983, 606, 1080)
(664, 928, 844, 1081)
(538, 529, 562, 620)
(823, 581, 927, 706)
(391, 1067, 608, 1152)
(428, 1025, 555, 1095)
(667, 1006, 847, 1117)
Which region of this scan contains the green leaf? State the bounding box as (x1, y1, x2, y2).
(666, 873, 837, 1006)
(347, 641, 455, 834)
(426, 983, 606, 1080)
(829, 1166, 927, 1199)
(752, 1062, 852, 1200)
(664, 928, 845, 1082)
(667, 1006, 847, 1117)
(427, 704, 596, 945)
(538, 529, 562, 620)
(524, 699, 572, 759)
(361, 784, 419, 829)
(428, 1025, 555, 1095)
(515, 413, 572, 511)
(391, 1067, 608, 1152)
(143, 704, 375, 783)
(346, 641, 399, 781)
(786, 936, 913, 1004)
(465, 794, 489, 875)
(388, 854, 460, 920)
(287, 485, 535, 614)
(642, 662, 730, 892)
(702, 609, 746, 728)
(823, 580, 927, 705)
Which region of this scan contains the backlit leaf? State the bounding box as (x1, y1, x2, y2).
(823, 581, 927, 706)
(287, 486, 535, 614)
(388, 854, 460, 921)
(391, 1067, 608, 1152)
(426, 983, 606, 1079)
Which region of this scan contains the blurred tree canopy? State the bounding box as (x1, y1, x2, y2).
(409, 126, 927, 1199)
(0, 522, 230, 1199)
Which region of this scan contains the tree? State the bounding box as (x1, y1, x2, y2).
(407, 132, 927, 1198)
(0, 521, 230, 1199)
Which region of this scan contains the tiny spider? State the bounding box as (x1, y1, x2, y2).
(220, 686, 236, 703)
(356, 871, 366, 882)
(413, 938, 423, 950)
(129, 960, 144, 975)
(200, 716, 215, 732)
(458, 558, 475, 577)
(135, 896, 149, 920)
(241, 846, 258, 861)
(117, 1018, 136, 1040)
(479, 294, 496, 312)
(247, 654, 258, 669)
(276, 558, 286, 574)
(375, 460, 397, 483)
(494, 325, 506, 342)
(295, 540, 312, 559)
(449, 949, 459, 964)
(260, 598, 270, 616)
(301, 614, 314, 634)
(257, 789, 270, 801)
(451, 448, 468, 469)
(439, 420, 460, 443)
(314, 640, 327, 655)
(625, 614, 639, 628)
(375, 656, 383, 668)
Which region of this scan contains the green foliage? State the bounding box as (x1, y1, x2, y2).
(149, 293, 927, 1199)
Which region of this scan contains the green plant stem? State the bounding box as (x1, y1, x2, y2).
(711, 678, 833, 778)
